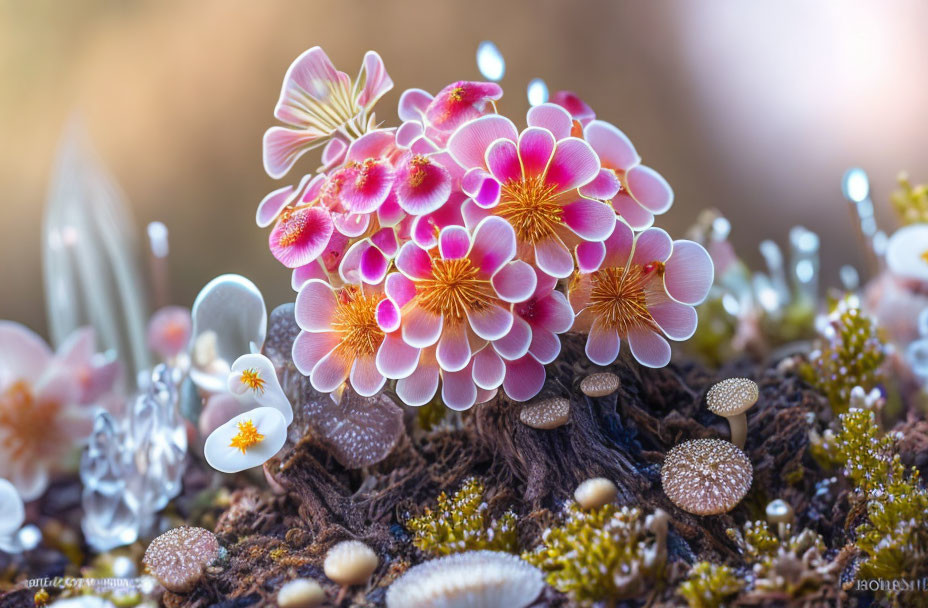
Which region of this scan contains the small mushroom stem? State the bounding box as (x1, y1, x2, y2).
(335, 584, 347, 605)
(727, 413, 747, 449)
(778, 522, 789, 539)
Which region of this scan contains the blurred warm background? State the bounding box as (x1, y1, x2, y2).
(3, 0, 928, 338)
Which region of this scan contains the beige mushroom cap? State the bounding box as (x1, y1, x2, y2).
(661, 439, 753, 515)
(324, 540, 379, 586)
(706, 378, 759, 416)
(142, 526, 220, 593)
(519, 397, 570, 430)
(580, 372, 620, 397)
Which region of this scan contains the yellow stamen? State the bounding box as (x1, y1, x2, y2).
(497, 176, 563, 245)
(277, 207, 309, 247)
(416, 257, 492, 322)
(587, 265, 660, 336)
(408, 156, 430, 188)
(240, 368, 266, 394)
(229, 419, 264, 454)
(332, 286, 386, 359)
(449, 86, 465, 102)
(921, 249, 928, 265)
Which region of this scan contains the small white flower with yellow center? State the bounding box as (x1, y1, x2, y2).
(227, 353, 293, 425)
(886, 223, 928, 284)
(0, 478, 25, 552)
(204, 407, 287, 473)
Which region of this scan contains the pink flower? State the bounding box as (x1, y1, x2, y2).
(551, 90, 596, 127)
(377, 217, 535, 410)
(397, 81, 503, 147)
(147, 306, 192, 360)
(292, 281, 398, 397)
(569, 221, 714, 368)
(263, 47, 393, 179)
(0, 323, 118, 501)
(447, 104, 616, 278)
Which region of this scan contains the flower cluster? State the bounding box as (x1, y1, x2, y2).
(259, 47, 713, 409)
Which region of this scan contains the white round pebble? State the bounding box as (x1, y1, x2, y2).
(324, 540, 379, 586)
(277, 578, 325, 608)
(574, 477, 619, 509)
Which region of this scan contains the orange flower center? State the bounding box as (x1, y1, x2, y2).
(416, 257, 492, 322)
(921, 249, 928, 265)
(331, 287, 386, 359)
(408, 156, 430, 188)
(587, 264, 662, 336)
(0, 381, 65, 461)
(240, 369, 266, 394)
(497, 176, 562, 245)
(277, 207, 310, 247)
(229, 419, 264, 454)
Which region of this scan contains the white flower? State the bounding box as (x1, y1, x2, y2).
(204, 407, 287, 473)
(0, 478, 25, 553)
(227, 353, 293, 425)
(886, 223, 928, 283)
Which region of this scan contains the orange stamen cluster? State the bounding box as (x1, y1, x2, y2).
(332, 286, 386, 358)
(240, 368, 266, 394)
(408, 156, 430, 188)
(229, 419, 264, 454)
(587, 265, 659, 336)
(497, 176, 562, 245)
(416, 257, 492, 322)
(277, 208, 309, 247)
(920, 249, 928, 265)
(0, 381, 65, 461)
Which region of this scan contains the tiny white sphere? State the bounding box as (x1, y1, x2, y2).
(324, 540, 379, 586)
(574, 477, 618, 510)
(277, 578, 325, 608)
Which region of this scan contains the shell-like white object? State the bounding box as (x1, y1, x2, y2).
(190, 274, 267, 392)
(204, 407, 286, 473)
(228, 353, 293, 425)
(386, 551, 544, 608)
(886, 224, 928, 283)
(0, 479, 24, 537)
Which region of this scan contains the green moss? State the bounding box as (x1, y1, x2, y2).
(523, 505, 668, 606)
(800, 297, 886, 413)
(677, 562, 743, 608)
(406, 478, 518, 556)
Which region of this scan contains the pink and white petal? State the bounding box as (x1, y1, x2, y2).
(292, 331, 340, 376)
(147, 306, 192, 359)
(462, 168, 501, 208)
(528, 328, 561, 364)
(332, 211, 370, 238)
(338, 161, 394, 214)
(321, 138, 347, 170)
(585, 320, 621, 366)
(257, 183, 297, 228)
(485, 138, 522, 184)
(611, 193, 655, 231)
(345, 129, 395, 163)
(402, 306, 443, 348)
(492, 316, 532, 360)
(439, 225, 471, 260)
(631, 228, 673, 266)
(396, 358, 440, 406)
(56, 327, 94, 367)
(436, 322, 472, 372)
(447, 115, 518, 170)
(292, 261, 327, 292)
(269, 207, 334, 269)
(583, 120, 640, 171)
(294, 279, 338, 331)
(371, 228, 399, 257)
(476, 387, 497, 404)
(526, 103, 573, 141)
(395, 156, 452, 215)
(349, 356, 387, 397)
(663, 240, 715, 305)
(468, 216, 516, 277)
(518, 127, 557, 178)
(396, 121, 424, 148)
(427, 81, 504, 133)
(376, 333, 420, 379)
(338, 240, 366, 284)
(360, 246, 389, 284)
(627, 327, 671, 368)
(263, 126, 324, 179)
(376, 299, 401, 333)
(492, 260, 537, 303)
(602, 218, 635, 268)
(578, 169, 622, 200)
(544, 138, 600, 193)
(533, 290, 576, 334)
(551, 90, 596, 125)
(472, 347, 505, 390)
(398, 88, 433, 121)
(502, 355, 546, 402)
(534, 236, 575, 279)
(441, 365, 478, 411)
(576, 240, 606, 273)
(320, 231, 351, 274)
(461, 198, 492, 231)
(467, 304, 513, 342)
(562, 199, 617, 241)
(385, 272, 417, 308)
(310, 350, 352, 393)
(274, 47, 345, 126)
(627, 165, 673, 214)
(649, 299, 698, 341)
(377, 191, 405, 227)
(531, 266, 559, 297)
(396, 242, 434, 279)
(355, 50, 393, 109)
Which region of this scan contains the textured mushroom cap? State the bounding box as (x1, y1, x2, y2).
(661, 439, 753, 515)
(277, 578, 326, 608)
(765, 498, 795, 523)
(143, 526, 220, 593)
(574, 478, 618, 510)
(706, 378, 759, 416)
(519, 397, 570, 429)
(323, 540, 378, 586)
(580, 372, 620, 397)
(386, 551, 544, 608)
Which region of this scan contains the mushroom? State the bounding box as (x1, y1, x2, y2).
(324, 540, 378, 603)
(706, 378, 759, 449)
(385, 551, 544, 608)
(574, 478, 618, 510)
(661, 439, 753, 515)
(766, 499, 795, 539)
(142, 527, 220, 593)
(519, 397, 570, 429)
(277, 578, 326, 608)
(580, 372, 620, 397)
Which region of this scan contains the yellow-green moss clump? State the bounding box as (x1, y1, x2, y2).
(801, 296, 885, 413)
(523, 505, 668, 606)
(406, 478, 518, 556)
(833, 409, 928, 603)
(891, 172, 928, 225)
(677, 562, 743, 608)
